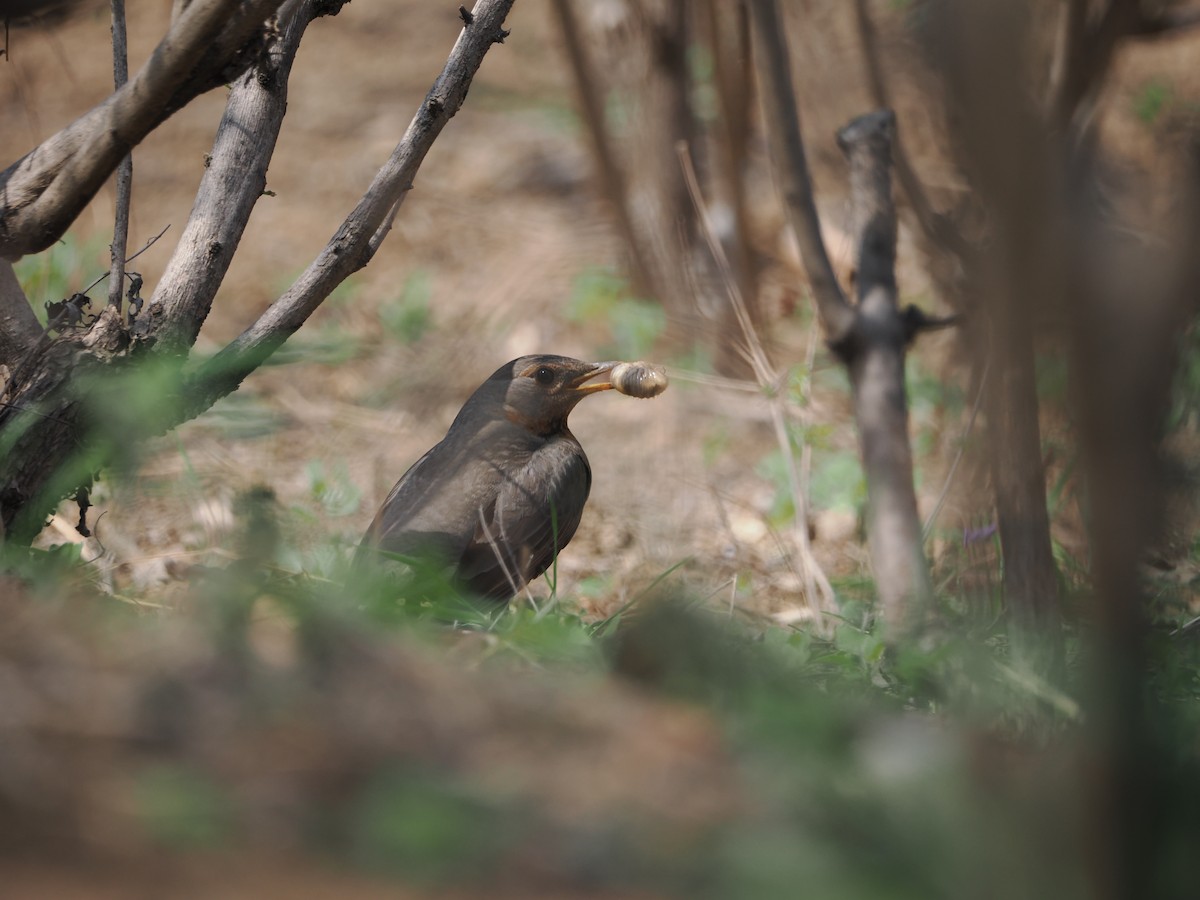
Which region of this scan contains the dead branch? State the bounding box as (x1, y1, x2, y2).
(851, 0, 973, 266)
(151, 0, 319, 358)
(106, 0, 131, 312)
(0, 0, 514, 543)
(181, 0, 518, 421)
(838, 110, 932, 634)
(703, 0, 761, 374)
(549, 0, 659, 303)
(0, 0, 282, 260)
(746, 0, 855, 346)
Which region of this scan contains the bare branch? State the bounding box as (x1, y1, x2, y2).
(182, 0, 518, 419)
(151, 0, 319, 357)
(837, 110, 931, 634)
(852, 0, 973, 265)
(839, 111, 898, 304)
(107, 0, 131, 311)
(746, 0, 855, 346)
(0, 0, 283, 259)
(549, 0, 660, 303)
(1132, 7, 1200, 38)
(1053, 0, 1153, 132)
(1050, 0, 1089, 128)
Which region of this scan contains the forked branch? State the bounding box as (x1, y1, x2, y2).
(0, 0, 282, 259)
(181, 0, 518, 421)
(748, 0, 931, 633)
(746, 0, 855, 346)
(151, 0, 322, 357)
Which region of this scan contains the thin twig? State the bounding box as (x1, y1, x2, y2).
(107, 0, 132, 311)
(797, 315, 819, 511)
(549, 0, 659, 302)
(851, 0, 973, 265)
(186, 0, 517, 419)
(746, 0, 855, 345)
(123, 223, 170, 265)
(81, 224, 170, 295)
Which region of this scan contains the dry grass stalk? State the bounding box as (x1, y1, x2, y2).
(679, 143, 837, 623)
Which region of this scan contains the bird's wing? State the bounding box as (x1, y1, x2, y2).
(457, 440, 592, 600)
(361, 445, 438, 550)
(360, 440, 494, 566)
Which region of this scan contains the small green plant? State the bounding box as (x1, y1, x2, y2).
(132, 765, 235, 849)
(379, 270, 434, 344)
(190, 392, 287, 441)
(305, 459, 363, 518)
(13, 232, 110, 324)
(267, 323, 362, 366)
(346, 769, 510, 882)
(1134, 78, 1173, 127)
(568, 266, 665, 359)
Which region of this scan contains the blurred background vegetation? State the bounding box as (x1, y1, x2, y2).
(1, 1, 1199, 897)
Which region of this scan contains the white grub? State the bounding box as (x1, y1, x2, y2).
(611, 362, 668, 398)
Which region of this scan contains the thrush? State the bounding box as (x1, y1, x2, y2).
(359, 355, 659, 602)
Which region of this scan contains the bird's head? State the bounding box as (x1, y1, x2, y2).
(481, 355, 619, 436)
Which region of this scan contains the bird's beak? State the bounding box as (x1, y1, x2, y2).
(569, 361, 620, 395)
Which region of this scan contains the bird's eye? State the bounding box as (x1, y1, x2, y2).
(534, 366, 555, 385)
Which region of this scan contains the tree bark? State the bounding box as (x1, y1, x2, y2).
(181, 0, 518, 420)
(839, 111, 933, 635)
(747, 0, 855, 346)
(151, 0, 319, 358)
(985, 301, 1061, 643)
(917, 0, 1065, 657)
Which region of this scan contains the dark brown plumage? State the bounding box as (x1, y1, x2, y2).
(359, 355, 621, 602)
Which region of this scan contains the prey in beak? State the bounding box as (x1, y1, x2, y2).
(575, 360, 669, 399)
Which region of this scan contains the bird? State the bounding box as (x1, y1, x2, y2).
(359, 355, 624, 603)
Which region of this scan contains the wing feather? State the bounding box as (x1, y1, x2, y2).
(458, 439, 591, 600)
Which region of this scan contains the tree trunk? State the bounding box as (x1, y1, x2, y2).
(839, 111, 933, 634)
(985, 307, 1062, 649)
